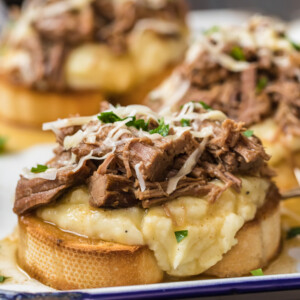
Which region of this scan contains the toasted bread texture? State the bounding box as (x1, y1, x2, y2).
(18, 216, 163, 290)
(205, 193, 281, 277)
(0, 79, 104, 128)
(0, 63, 174, 132)
(17, 190, 280, 289)
(272, 151, 300, 191)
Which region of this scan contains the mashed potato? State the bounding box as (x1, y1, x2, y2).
(65, 31, 186, 94)
(37, 177, 270, 276)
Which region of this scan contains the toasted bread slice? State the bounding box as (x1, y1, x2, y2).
(17, 193, 280, 289)
(0, 79, 104, 128)
(205, 193, 281, 277)
(272, 151, 300, 191)
(18, 216, 163, 290)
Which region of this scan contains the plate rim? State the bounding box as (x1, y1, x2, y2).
(2, 273, 300, 299)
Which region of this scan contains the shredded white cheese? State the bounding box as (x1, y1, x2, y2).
(72, 150, 115, 173)
(39, 102, 227, 182)
(43, 116, 97, 131)
(22, 168, 58, 180)
(135, 162, 146, 192)
(167, 137, 209, 194)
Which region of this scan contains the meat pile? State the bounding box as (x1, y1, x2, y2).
(2, 0, 186, 90)
(149, 16, 300, 137)
(14, 103, 273, 215)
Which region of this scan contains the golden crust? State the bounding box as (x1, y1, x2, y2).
(0, 79, 104, 128)
(272, 151, 300, 191)
(18, 216, 163, 290)
(17, 187, 281, 289)
(205, 195, 281, 277)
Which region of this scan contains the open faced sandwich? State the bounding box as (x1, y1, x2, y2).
(147, 16, 300, 191)
(0, 0, 187, 128)
(13, 102, 280, 289)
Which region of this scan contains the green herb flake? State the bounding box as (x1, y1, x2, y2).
(149, 118, 169, 137)
(199, 101, 212, 110)
(98, 112, 148, 131)
(180, 119, 190, 127)
(287, 227, 300, 239)
(31, 164, 49, 173)
(204, 25, 220, 35)
(243, 130, 254, 138)
(175, 230, 188, 243)
(250, 268, 264, 276)
(97, 112, 122, 123)
(256, 77, 268, 93)
(290, 40, 300, 51)
(0, 276, 9, 283)
(125, 116, 148, 131)
(0, 137, 7, 153)
(230, 46, 246, 61)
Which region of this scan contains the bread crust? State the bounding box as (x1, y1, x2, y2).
(272, 151, 300, 191)
(17, 187, 281, 289)
(18, 216, 163, 290)
(0, 79, 104, 128)
(205, 191, 281, 277)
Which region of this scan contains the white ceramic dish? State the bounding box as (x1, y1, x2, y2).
(1, 9, 300, 300)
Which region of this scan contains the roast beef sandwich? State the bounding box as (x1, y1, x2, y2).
(0, 0, 187, 130)
(147, 16, 300, 191)
(14, 102, 280, 289)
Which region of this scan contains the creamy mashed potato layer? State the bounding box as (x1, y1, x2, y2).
(65, 31, 186, 93)
(250, 118, 300, 166)
(37, 177, 270, 276)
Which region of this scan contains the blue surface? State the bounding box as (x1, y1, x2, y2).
(1, 275, 300, 300)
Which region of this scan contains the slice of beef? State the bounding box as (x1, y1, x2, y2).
(139, 178, 223, 208)
(88, 173, 137, 208)
(14, 162, 93, 215)
(119, 131, 199, 182)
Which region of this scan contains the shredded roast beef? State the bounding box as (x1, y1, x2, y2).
(149, 17, 300, 137)
(14, 104, 273, 215)
(4, 0, 186, 90)
(176, 50, 300, 136)
(14, 161, 94, 215)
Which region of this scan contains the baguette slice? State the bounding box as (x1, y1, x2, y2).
(205, 192, 281, 277)
(17, 194, 280, 290)
(0, 79, 104, 128)
(18, 216, 163, 290)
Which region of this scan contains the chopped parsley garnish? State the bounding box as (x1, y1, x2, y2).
(256, 77, 268, 93)
(230, 46, 246, 61)
(98, 112, 148, 131)
(31, 164, 48, 173)
(175, 230, 188, 243)
(204, 25, 220, 35)
(199, 101, 212, 110)
(98, 111, 170, 136)
(180, 119, 190, 127)
(125, 116, 148, 131)
(287, 227, 300, 239)
(0, 276, 9, 283)
(149, 118, 169, 137)
(250, 268, 264, 276)
(243, 130, 254, 138)
(97, 112, 122, 123)
(283, 35, 300, 51)
(291, 41, 300, 51)
(0, 136, 7, 153)
(289, 39, 300, 51)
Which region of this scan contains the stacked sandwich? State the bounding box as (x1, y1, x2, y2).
(0, 0, 187, 129)
(14, 102, 280, 289)
(148, 16, 300, 191)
